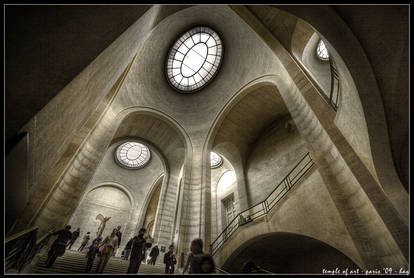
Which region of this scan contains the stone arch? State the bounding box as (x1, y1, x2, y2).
(68, 182, 134, 245)
(207, 74, 407, 267)
(242, 5, 407, 220)
(221, 232, 362, 273)
(136, 173, 164, 234)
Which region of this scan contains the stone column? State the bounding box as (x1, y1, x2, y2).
(152, 169, 181, 248)
(279, 78, 407, 270)
(176, 146, 208, 266)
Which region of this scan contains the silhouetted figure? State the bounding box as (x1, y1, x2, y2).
(89, 236, 102, 249)
(112, 225, 122, 256)
(123, 237, 133, 260)
(200, 254, 216, 274)
(67, 227, 80, 249)
(183, 238, 205, 274)
(78, 232, 90, 252)
(127, 228, 147, 274)
(45, 225, 72, 268)
(95, 229, 118, 273)
(242, 261, 264, 273)
(85, 241, 99, 273)
(164, 245, 177, 274)
(149, 245, 159, 265)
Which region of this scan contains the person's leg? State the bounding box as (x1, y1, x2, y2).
(85, 258, 89, 273)
(68, 240, 75, 250)
(95, 256, 103, 273)
(127, 258, 137, 273)
(46, 251, 58, 268)
(101, 250, 111, 273)
(165, 264, 169, 274)
(171, 265, 175, 274)
(78, 244, 84, 251)
(135, 258, 142, 273)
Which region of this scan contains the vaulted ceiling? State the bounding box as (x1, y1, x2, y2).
(5, 5, 408, 190)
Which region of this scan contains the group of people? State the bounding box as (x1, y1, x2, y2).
(45, 224, 124, 273)
(45, 225, 218, 274)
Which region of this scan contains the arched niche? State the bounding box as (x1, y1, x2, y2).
(68, 183, 134, 249)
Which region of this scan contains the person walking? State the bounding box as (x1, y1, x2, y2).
(95, 228, 119, 273)
(149, 245, 159, 265)
(200, 254, 216, 273)
(85, 241, 99, 273)
(45, 225, 73, 268)
(78, 232, 91, 252)
(164, 245, 177, 274)
(123, 237, 134, 260)
(67, 227, 80, 250)
(182, 238, 205, 274)
(127, 228, 146, 274)
(112, 225, 123, 256)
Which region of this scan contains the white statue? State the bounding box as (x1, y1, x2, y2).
(96, 214, 111, 238)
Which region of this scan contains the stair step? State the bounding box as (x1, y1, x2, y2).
(32, 250, 165, 274)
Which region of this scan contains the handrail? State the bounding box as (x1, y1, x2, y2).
(5, 227, 55, 273)
(256, 267, 273, 274)
(36, 229, 55, 245)
(289, 48, 340, 113)
(211, 153, 315, 255)
(5, 226, 38, 244)
(328, 58, 340, 111)
(5, 227, 38, 273)
(216, 267, 230, 274)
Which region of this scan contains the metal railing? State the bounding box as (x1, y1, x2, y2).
(216, 267, 230, 274)
(328, 58, 340, 111)
(5, 227, 55, 273)
(210, 153, 315, 256)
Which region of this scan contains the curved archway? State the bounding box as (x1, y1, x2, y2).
(238, 5, 407, 220)
(68, 182, 134, 249)
(222, 232, 362, 274)
(207, 74, 407, 268)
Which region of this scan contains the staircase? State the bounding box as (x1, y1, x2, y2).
(32, 250, 165, 274)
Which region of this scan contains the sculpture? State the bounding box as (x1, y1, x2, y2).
(95, 214, 111, 238)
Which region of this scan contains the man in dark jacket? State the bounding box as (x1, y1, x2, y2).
(149, 245, 159, 265)
(123, 237, 133, 260)
(67, 227, 80, 250)
(85, 241, 99, 273)
(164, 245, 176, 274)
(45, 225, 73, 268)
(127, 228, 146, 274)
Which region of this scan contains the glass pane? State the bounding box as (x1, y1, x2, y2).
(166, 26, 223, 93)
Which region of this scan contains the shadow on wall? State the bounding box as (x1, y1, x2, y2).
(222, 232, 360, 274)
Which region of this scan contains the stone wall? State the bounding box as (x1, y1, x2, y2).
(246, 116, 307, 205)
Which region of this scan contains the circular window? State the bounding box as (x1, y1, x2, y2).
(210, 152, 223, 168)
(316, 40, 329, 61)
(115, 142, 151, 169)
(166, 26, 223, 93)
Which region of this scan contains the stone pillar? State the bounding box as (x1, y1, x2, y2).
(176, 146, 207, 264)
(279, 79, 407, 269)
(152, 170, 181, 249)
